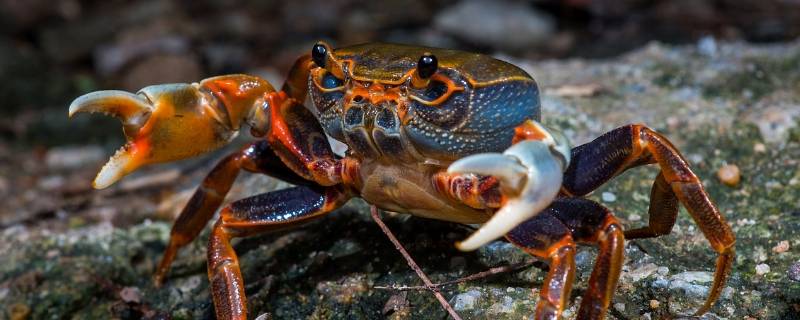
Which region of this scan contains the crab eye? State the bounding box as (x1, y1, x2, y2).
(312, 43, 327, 68)
(321, 72, 344, 89)
(423, 81, 448, 100)
(417, 53, 438, 79)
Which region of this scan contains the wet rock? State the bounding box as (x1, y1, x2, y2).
(434, 0, 555, 51)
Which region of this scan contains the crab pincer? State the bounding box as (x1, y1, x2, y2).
(447, 120, 571, 251)
(68, 75, 274, 188)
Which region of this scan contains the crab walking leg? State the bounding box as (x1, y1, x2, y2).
(154, 140, 311, 285)
(561, 124, 735, 315)
(504, 211, 577, 319)
(546, 198, 625, 319)
(506, 198, 625, 320)
(208, 186, 350, 320)
(623, 172, 680, 239)
(447, 120, 571, 251)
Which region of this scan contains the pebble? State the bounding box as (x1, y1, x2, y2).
(119, 286, 141, 303)
(382, 292, 409, 315)
(716, 164, 741, 187)
(772, 240, 790, 253)
(649, 299, 660, 309)
(755, 263, 770, 276)
(8, 303, 30, 320)
(671, 271, 713, 283)
(451, 289, 481, 311)
(788, 261, 800, 282)
(254, 313, 272, 320)
(601, 192, 617, 202)
(627, 263, 659, 282)
(613, 302, 625, 311)
(487, 296, 514, 314)
(628, 213, 641, 222)
(753, 143, 767, 153)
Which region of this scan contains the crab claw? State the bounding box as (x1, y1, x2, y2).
(447, 124, 571, 251)
(69, 75, 274, 189)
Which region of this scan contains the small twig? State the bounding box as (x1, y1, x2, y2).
(374, 259, 536, 291)
(370, 206, 463, 320)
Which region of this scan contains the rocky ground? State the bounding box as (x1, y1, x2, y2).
(0, 37, 798, 320)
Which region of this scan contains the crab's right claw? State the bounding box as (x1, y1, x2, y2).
(69, 75, 274, 189)
(448, 123, 571, 251)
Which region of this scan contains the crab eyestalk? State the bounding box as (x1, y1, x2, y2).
(69, 74, 275, 189)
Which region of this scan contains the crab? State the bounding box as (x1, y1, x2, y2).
(69, 42, 735, 319)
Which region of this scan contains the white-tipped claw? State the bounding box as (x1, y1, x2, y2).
(69, 90, 153, 133)
(92, 143, 136, 189)
(449, 137, 570, 251)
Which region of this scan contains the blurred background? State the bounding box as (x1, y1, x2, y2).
(1, 1, 800, 319)
(2, 0, 800, 146)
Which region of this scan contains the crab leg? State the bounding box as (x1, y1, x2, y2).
(280, 54, 313, 102)
(561, 124, 735, 315)
(505, 211, 576, 320)
(506, 198, 625, 320)
(208, 185, 350, 320)
(154, 140, 311, 285)
(623, 172, 679, 239)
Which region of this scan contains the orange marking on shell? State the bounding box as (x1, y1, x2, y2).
(407, 73, 464, 106)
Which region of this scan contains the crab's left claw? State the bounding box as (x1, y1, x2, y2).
(69, 75, 274, 189)
(448, 122, 571, 251)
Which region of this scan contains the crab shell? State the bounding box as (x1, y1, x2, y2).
(309, 43, 543, 163)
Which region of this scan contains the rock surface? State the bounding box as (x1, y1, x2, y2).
(2, 39, 800, 319)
